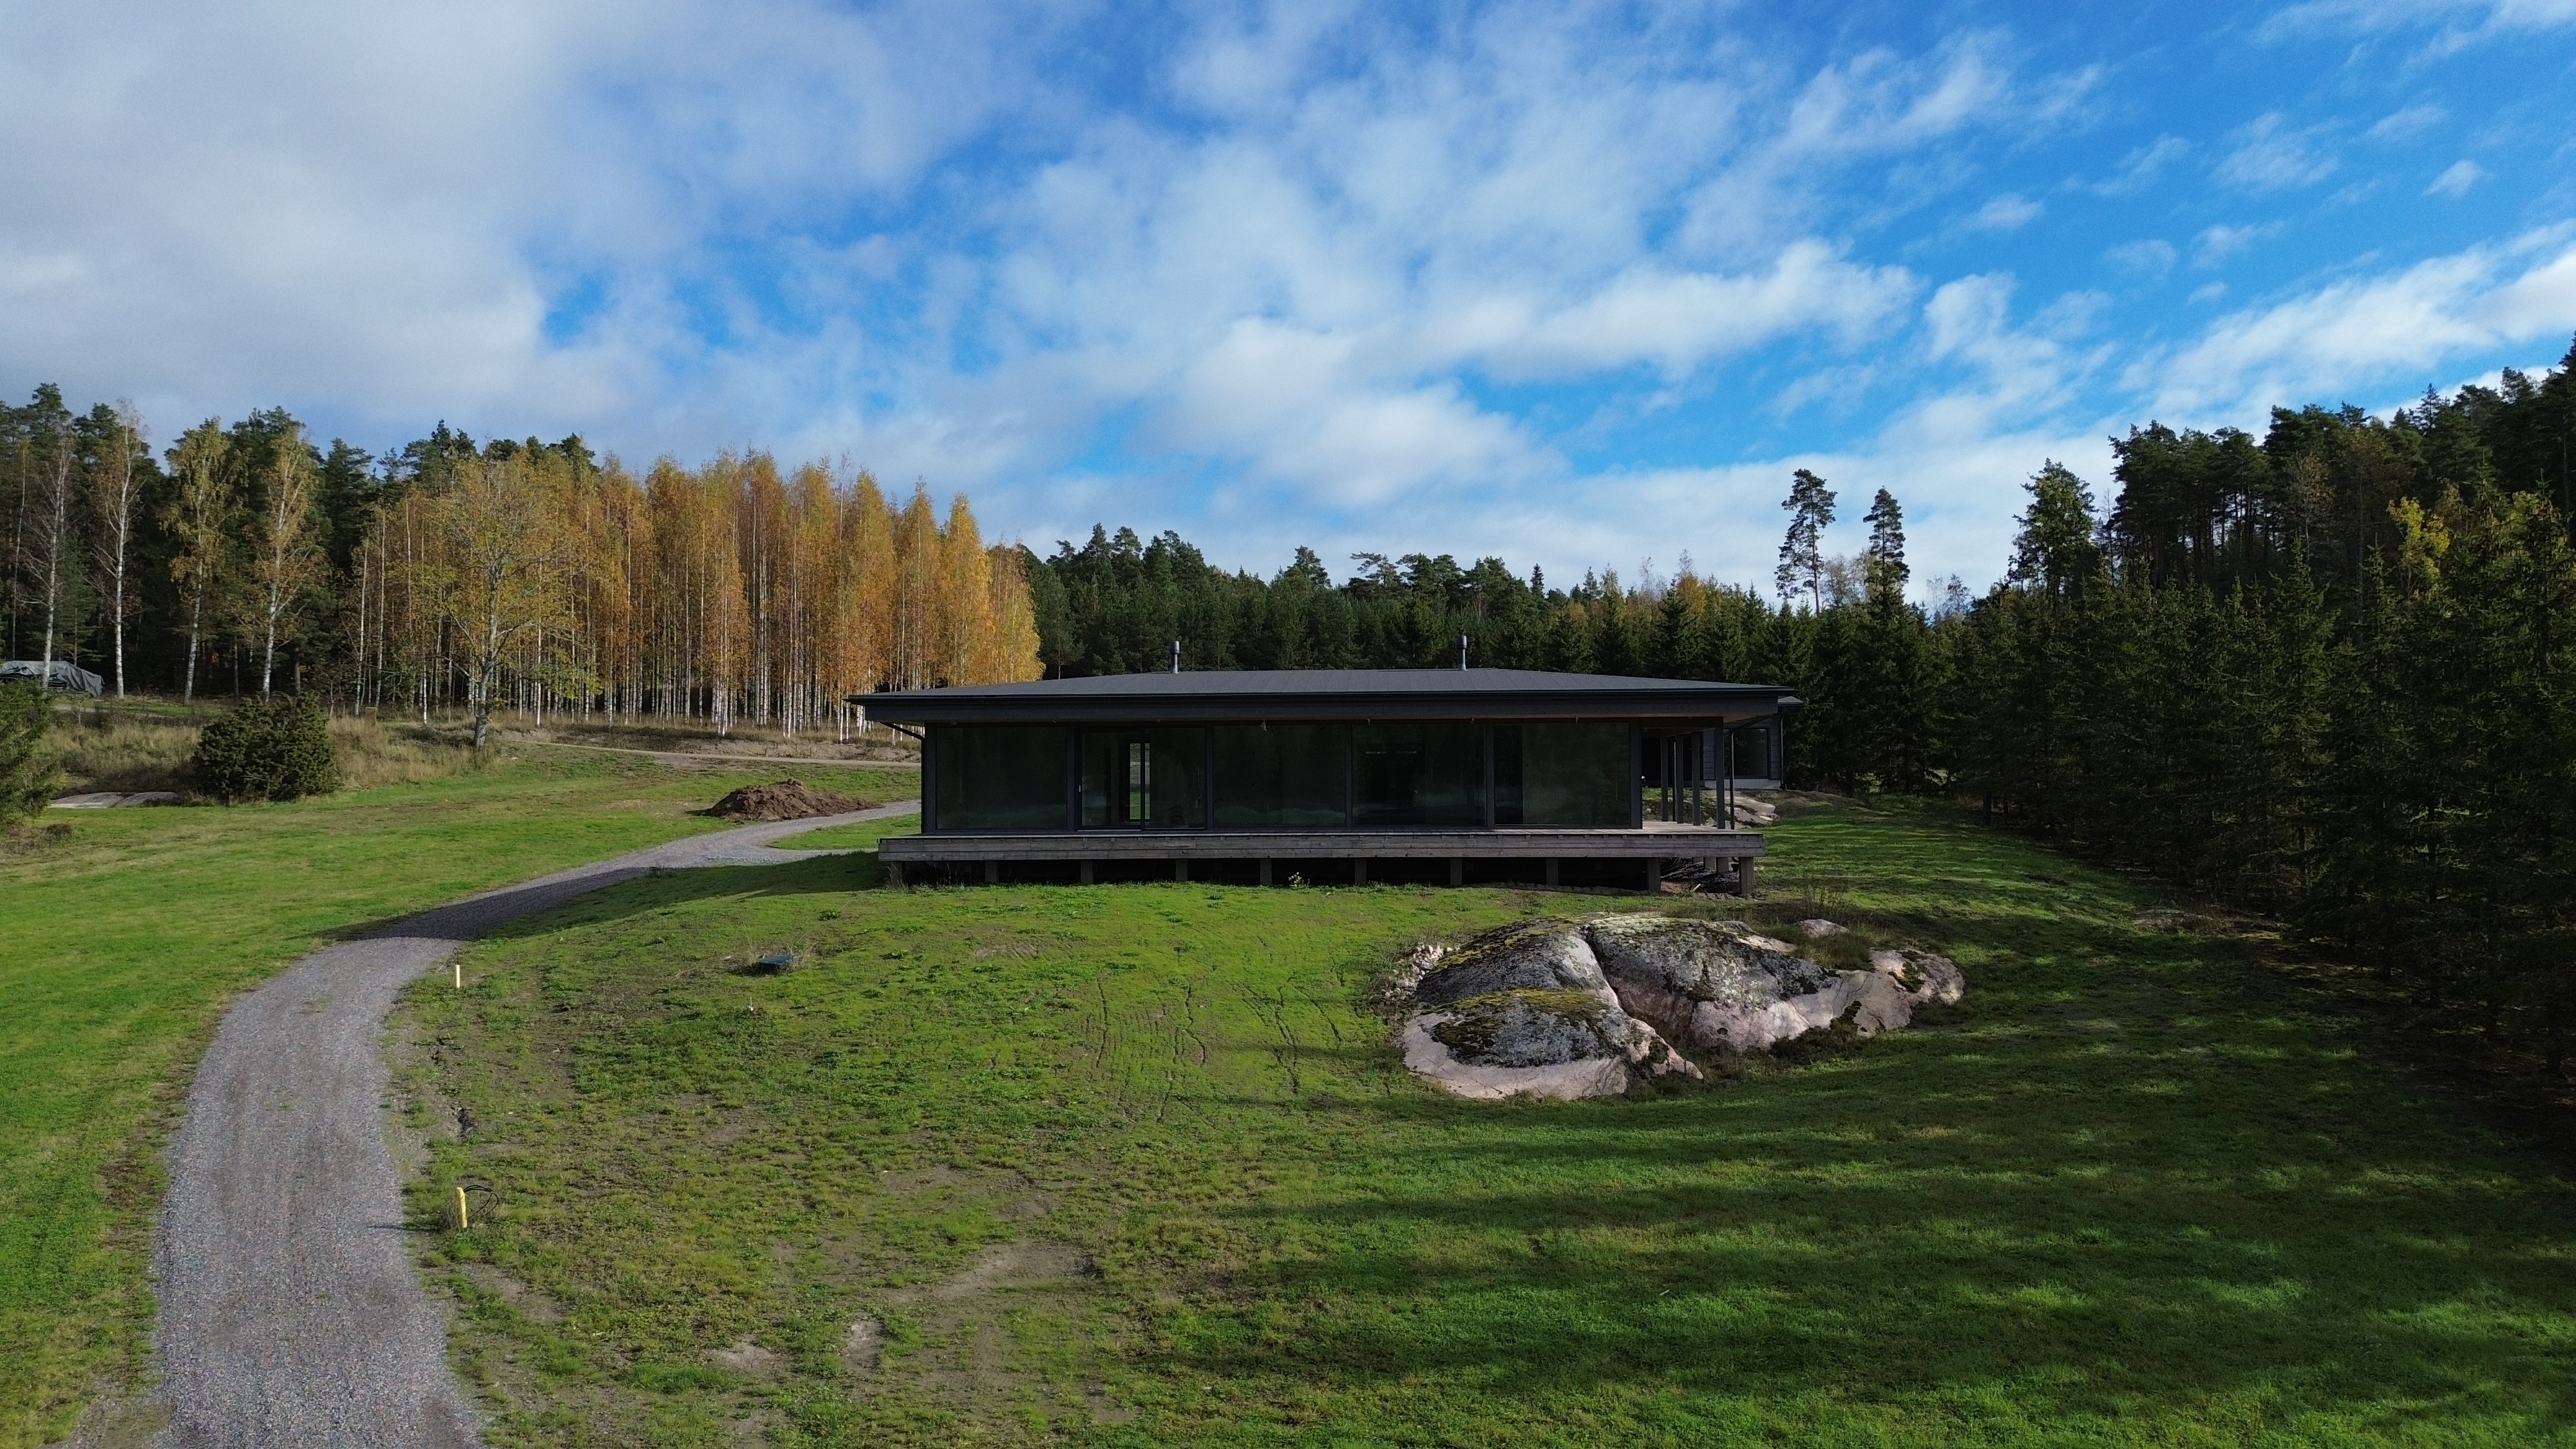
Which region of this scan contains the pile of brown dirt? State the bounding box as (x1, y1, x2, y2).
(698, 779, 873, 822)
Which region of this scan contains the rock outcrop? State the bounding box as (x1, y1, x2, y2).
(1400, 920, 1699, 1099)
(1396, 914, 1967, 1096)
(1868, 947, 1965, 1005)
(1584, 914, 1881, 1053)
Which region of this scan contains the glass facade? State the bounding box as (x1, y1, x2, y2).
(1079, 728, 1208, 828)
(1353, 723, 1486, 826)
(1729, 724, 1775, 780)
(1211, 723, 1349, 826)
(927, 714, 1748, 833)
(931, 726, 1068, 829)
(1494, 723, 1631, 826)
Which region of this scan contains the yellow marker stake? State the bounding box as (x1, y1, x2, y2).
(453, 960, 462, 989)
(456, 1185, 469, 1231)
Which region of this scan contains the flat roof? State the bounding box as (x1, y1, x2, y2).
(857, 668, 1797, 725)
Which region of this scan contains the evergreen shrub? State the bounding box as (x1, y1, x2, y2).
(193, 696, 339, 803)
(0, 681, 58, 826)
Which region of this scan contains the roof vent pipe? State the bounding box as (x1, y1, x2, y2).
(1171, 639, 1181, 674)
(1457, 634, 1469, 670)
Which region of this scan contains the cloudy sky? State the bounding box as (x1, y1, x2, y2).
(4, 1, 2573, 592)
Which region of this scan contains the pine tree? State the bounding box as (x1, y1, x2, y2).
(1775, 468, 1835, 611)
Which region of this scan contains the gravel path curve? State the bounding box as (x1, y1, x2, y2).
(149, 804, 916, 1448)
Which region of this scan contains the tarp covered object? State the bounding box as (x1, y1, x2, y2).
(1, 659, 104, 695)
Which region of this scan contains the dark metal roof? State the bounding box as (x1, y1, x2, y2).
(857, 668, 1797, 725)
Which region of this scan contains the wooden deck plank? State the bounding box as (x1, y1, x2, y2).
(878, 829, 1765, 862)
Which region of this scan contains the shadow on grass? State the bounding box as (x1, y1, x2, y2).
(1151, 1050, 2576, 1434)
(1155, 1197, 2576, 1431)
(336, 853, 881, 948)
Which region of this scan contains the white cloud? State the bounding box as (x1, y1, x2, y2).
(1969, 193, 2043, 231)
(10, 0, 2555, 599)
(2367, 104, 2446, 141)
(2216, 113, 2338, 191)
(1919, 274, 2099, 420)
(2096, 135, 2188, 195)
(1775, 38, 2012, 158)
(1151, 318, 1548, 507)
(2261, 0, 2576, 49)
(1467, 243, 1919, 380)
(2193, 223, 2278, 267)
(2108, 240, 2179, 279)
(0, 0, 1067, 444)
(2145, 232, 2576, 417)
(2427, 160, 2488, 197)
(1569, 415, 2118, 597)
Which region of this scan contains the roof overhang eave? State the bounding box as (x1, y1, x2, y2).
(848, 690, 1796, 727)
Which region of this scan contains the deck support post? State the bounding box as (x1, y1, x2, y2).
(1448, 857, 1464, 887)
(1080, 860, 1094, 886)
(1175, 858, 1189, 883)
(1259, 858, 1273, 887)
(1643, 858, 1662, 894)
(1353, 858, 1368, 886)
(983, 860, 998, 885)
(1544, 857, 1560, 888)
(1734, 857, 1756, 898)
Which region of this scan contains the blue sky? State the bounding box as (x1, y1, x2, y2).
(4, 1, 2573, 592)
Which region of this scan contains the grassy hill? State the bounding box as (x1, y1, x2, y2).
(394, 799, 2576, 1446)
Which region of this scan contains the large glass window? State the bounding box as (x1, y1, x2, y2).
(1495, 723, 1631, 826)
(1353, 723, 1485, 827)
(1080, 728, 1208, 828)
(1212, 723, 1348, 827)
(1729, 724, 1775, 780)
(931, 726, 1068, 830)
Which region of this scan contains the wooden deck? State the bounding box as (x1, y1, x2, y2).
(877, 825, 1764, 893)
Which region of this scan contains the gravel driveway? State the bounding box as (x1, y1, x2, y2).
(149, 805, 916, 1448)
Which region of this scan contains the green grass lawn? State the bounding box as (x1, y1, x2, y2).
(396, 799, 2576, 1446)
(0, 750, 914, 1446)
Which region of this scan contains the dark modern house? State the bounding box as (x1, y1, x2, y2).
(859, 667, 1794, 893)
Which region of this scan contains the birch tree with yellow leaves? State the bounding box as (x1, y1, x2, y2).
(353, 446, 1037, 739)
(433, 449, 570, 747)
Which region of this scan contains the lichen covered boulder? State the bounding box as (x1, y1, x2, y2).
(1412, 919, 1611, 1006)
(1869, 947, 1965, 1005)
(1581, 914, 1956, 1054)
(1399, 922, 1698, 1099)
(1401, 990, 1696, 1100)
(1428, 989, 1629, 1066)
(1396, 913, 1967, 1097)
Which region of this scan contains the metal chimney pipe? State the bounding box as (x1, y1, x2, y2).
(1457, 634, 1468, 670)
(1171, 639, 1181, 674)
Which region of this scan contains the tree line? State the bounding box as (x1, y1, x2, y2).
(1022, 339, 2576, 1072)
(3, 395, 1043, 741)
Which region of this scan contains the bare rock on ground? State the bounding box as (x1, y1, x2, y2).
(1401, 920, 1698, 1099)
(1870, 947, 1965, 1005)
(1397, 914, 1969, 1094)
(1582, 914, 1953, 1054)
(1413, 919, 1611, 1005)
(699, 778, 872, 822)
